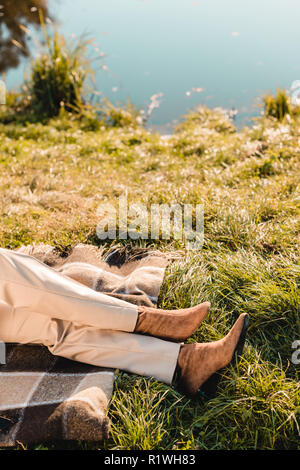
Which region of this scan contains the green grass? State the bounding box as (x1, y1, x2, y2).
(0, 103, 299, 450)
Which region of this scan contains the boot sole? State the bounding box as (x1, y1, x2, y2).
(196, 314, 249, 400)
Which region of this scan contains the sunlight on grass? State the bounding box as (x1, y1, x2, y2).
(0, 97, 299, 450)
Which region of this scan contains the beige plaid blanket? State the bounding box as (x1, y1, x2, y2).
(0, 244, 171, 447)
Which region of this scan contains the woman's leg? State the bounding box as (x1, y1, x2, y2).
(0, 247, 249, 395)
(0, 296, 248, 394)
(46, 314, 249, 393)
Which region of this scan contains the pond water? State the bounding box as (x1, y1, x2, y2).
(5, 0, 300, 132)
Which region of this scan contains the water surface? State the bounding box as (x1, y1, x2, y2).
(6, 0, 300, 131)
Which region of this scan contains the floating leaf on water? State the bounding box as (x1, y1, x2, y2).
(11, 39, 25, 50)
(192, 87, 204, 93)
(19, 24, 30, 34)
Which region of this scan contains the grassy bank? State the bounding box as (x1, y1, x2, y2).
(0, 104, 299, 450)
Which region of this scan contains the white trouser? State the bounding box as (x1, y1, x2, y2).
(0, 248, 180, 384)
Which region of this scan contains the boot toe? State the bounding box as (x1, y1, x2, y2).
(197, 314, 249, 400)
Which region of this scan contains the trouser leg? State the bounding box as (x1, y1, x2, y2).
(0, 248, 138, 332)
(0, 301, 180, 385)
(49, 320, 181, 385)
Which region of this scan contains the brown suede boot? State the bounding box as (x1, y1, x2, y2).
(175, 313, 249, 398)
(134, 302, 211, 342)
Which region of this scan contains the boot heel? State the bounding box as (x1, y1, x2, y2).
(234, 314, 249, 359)
(197, 371, 221, 399)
